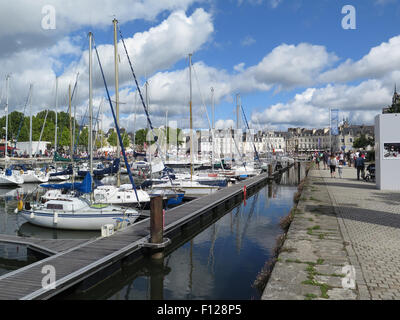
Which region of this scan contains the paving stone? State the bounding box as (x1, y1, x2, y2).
(263, 166, 400, 300)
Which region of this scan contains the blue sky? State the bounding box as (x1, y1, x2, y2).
(0, 0, 399, 132)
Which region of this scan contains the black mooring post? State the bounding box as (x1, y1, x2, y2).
(150, 257, 165, 300)
(150, 196, 164, 260)
(297, 161, 301, 184)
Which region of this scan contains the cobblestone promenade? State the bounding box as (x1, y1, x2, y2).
(262, 165, 400, 300)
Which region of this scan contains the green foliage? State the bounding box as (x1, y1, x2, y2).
(134, 128, 150, 146)
(0, 110, 79, 148)
(107, 130, 131, 148)
(353, 134, 374, 149)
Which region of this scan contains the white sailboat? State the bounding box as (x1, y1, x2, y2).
(20, 180, 139, 231)
(0, 75, 24, 187)
(0, 169, 24, 186)
(20, 168, 50, 183)
(93, 184, 150, 207)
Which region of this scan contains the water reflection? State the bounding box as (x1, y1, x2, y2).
(0, 243, 39, 276)
(61, 165, 305, 300)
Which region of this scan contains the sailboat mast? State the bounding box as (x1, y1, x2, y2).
(55, 78, 58, 153)
(211, 87, 214, 171)
(89, 32, 94, 179)
(69, 84, 73, 160)
(236, 93, 241, 162)
(133, 91, 137, 154)
(145, 81, 152, 178)
(113, 18, 121, 187)
(189, 53, 193, 181)
(165, 109, 168, 161)
(29, 84, 33, 158)
(73, 103, 76, 154)
(5, 75, 10, 159)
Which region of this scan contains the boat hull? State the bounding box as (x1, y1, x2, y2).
(21, 172, 50, 184)
(19, 209, 140, 231)
(0, 174, 24, 186)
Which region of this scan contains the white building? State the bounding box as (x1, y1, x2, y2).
(16, 141, 51, 156)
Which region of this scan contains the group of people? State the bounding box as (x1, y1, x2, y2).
(312, 150, 367, 180)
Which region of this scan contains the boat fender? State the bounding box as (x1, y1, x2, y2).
(53, 212, 58, 224)
(18, 200, 23, 211)
(30, 211, 35, 219)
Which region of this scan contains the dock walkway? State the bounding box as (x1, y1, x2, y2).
(263, 166, 400, 300)
(0, 168, 282, 300)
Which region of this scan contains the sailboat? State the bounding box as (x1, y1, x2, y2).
(49, 164, 72, 181)
(0, 168, 24, 186)
(147, 54, 223, 198)
(18, 31, 141, 230)
(20, 173, 139, 230)
(88, 19, 151, 208)
(19, 166, 50, 183)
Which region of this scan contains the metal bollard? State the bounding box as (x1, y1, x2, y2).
(150, 196, 164, 260)
(297, 161, 301, 183)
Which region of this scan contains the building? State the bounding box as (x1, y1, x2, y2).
(383, 85, 400, 114)
(15, 141, 51, 156)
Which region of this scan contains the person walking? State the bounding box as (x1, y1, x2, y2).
(355, 153, 365, 181)
(323, 151, 329, 170)
(329, 154, 337, 178)
(315, 152, 320, 169)
(338, 158, 343, 179)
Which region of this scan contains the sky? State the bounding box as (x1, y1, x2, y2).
(0, 0, 399, 133)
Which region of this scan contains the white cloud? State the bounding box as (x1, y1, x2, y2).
(320, 35, 400, 83)
(243, 43, 338, 90)
(251, 80, 391, 129)
(233, 62, 246, 72)
(215, 119, 236, 129)
(0, 9, 214, 120)
(269, 0, 283, 8)
(241, 36, 256, 47)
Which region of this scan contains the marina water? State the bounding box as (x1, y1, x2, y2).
(0, 164, 306, 299)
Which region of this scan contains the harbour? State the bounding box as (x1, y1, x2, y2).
(0, 161, 304, 300)
(2, 1, 399, 308)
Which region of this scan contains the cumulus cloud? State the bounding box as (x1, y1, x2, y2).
(243, 43, 338, 91)
(251, 79, 391, 129)
(0, 0, 201, 56)
(0, 8, 214, 121)
(320, 36, 400, 83)
(215, 119, 236, 129)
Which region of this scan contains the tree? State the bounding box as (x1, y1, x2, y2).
(353, 134, 374, 149)
(134, 129, 150, 146)
(78, 127, 89, 148)
(107, 130, 118, 147)
(107, 130, 130, 148)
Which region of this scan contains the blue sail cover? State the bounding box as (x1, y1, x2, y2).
(78, 158, 120, 178)
(50, 165, 73, 177)
(41, 172, 93, 194)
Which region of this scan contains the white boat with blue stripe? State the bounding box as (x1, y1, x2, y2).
(20, 196, 139, 231)
(19, 172, 140, 230)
